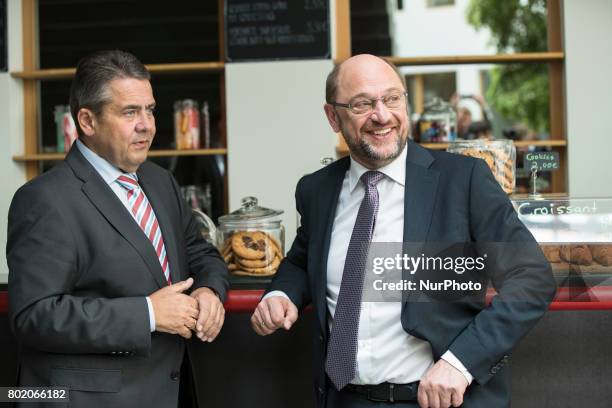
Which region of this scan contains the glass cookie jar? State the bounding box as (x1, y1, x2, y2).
(217, 197, 285, 277)
(447, 139, 516, 195)
(414, 97, 457, 142)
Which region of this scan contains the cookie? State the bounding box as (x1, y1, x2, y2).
(231, 231, 274, 260)
(237, 256, 273, 269)
(241, 255, 281, 275)
(458, 146, 515, 194)
(463, 149, 494, 170)
(589, 245, 612, 266)
(262, 232, 284, 258)
(540, 245, 561, 263)
(221, 239, 232, 256)
(560, 245, 593, 266)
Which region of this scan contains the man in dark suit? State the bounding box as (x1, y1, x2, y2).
(7, 50, 228, 407)
(251, 54, 555, 408)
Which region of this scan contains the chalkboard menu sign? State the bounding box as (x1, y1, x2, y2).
(0, 0, 7, 72)
(524, 151, 560, 172)
(225, 0, 330, 62)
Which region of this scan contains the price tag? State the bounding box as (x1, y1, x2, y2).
(524, 151, 560, 172)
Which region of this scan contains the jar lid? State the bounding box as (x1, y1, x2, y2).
(174, 99, 198, 109)
(423, 97, 454, 115)
(218, 196, 283, 224)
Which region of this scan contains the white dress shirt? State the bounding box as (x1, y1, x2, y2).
(268, 142, 472, 385)
(76, 139, 157, 332)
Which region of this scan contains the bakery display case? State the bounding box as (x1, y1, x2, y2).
(513, 197, 612, 289)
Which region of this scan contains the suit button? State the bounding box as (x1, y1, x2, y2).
(170, 370, 180, 381)
(319, 335, 324, 342)
(318, 386, 324, 395)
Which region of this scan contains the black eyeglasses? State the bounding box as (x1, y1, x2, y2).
(329, 92, 408, 115)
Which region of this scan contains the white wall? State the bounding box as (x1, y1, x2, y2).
(392, 0, 492, 58)
(225, 59, 336, 249)
(0, 0, 26, 283)
(392, 0, 494, 89)
(564, 0, 612, 197)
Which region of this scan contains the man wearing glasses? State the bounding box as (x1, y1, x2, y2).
(251, 54, 554, 408)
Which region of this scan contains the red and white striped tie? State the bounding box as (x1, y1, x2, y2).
(116, 173, 171, 284)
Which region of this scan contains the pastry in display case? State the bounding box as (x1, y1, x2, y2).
(217, 196, 284, 280)
(513, 197, 612, 286)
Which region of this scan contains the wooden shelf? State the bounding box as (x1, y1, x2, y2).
(13, 148, 228, 162)
(11, 61, 225, 80)
(336, 140, 567, 156)
(14, 53, 563, 80)
(384, 52, 564, 67)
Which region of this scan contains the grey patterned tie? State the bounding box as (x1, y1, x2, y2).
(325, 170, 385, 390)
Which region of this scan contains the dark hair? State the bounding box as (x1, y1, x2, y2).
(69, 50, 150, 137)
(325, 56, 407, 103)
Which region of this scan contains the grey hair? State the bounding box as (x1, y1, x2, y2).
(69, 50, 150, 137)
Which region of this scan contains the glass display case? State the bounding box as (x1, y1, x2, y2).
(513, 197, 612, 290)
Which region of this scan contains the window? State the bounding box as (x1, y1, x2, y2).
(427, 0, 455, 7)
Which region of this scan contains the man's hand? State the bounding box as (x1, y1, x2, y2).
(418, 359, 468, 408)
(251, 296, 298, 336)
(149, 278, 199, 339)
(190, 287, 225, 342)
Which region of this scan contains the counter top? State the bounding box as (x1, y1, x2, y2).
(2, 287, 611, 314)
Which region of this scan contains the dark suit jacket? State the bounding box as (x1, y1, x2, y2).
(7, 146, 229, 408)
(266, 141, 556, 407)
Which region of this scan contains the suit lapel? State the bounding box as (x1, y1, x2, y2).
(138, 170, 181, 285)
(317, 158, 350, 334)
(403, 141, 439, 243)
(402, 141, 439, 312)
(66, 147, 167, 289)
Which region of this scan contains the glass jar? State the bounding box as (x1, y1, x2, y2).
(191, 208, 217, 248)
(180, 185, 212, 219)
(447, 139, 516, 195)
(174, 99, 200, 150)
(217, 197, 285, 277)
(414, 98, 457, 142)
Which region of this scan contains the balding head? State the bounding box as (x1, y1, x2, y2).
(322, 54, 410, 169)
(325, 54, 406, 103)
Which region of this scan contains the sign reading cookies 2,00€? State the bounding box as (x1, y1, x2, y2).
(0, 0, 7, 72)
(225, 0, 329, 62)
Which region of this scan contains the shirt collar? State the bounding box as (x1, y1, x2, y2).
(75, 139, 126, 185)
(348, 141, 407, 192)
